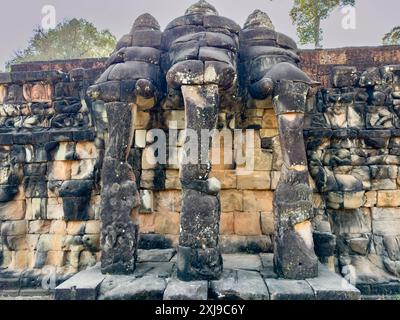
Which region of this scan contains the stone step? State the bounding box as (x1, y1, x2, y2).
(55, 264, 105, 300)
(163, 278, 208, 300)
(51, 253, 362, 300)
(305, 264, 361, 300)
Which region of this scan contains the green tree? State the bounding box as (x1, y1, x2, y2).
(289, 0, 355, 48)
(7, 18, 116, 67)
(383, 26, 400, 45)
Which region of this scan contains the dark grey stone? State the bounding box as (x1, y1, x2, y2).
(101, 275, 166, 300)
(313, 231, 337, 257)
(265, 279, 315, 300)
(138, 249, 176, 263)
(210, 270, 270, 300)
(55, 265, 105, 300)
(164, 279, 208, 300)
(223, 254, 262, 271)
(306, 264, 360, 300)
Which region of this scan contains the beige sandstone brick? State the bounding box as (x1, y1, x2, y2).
(262, 109, 278, 129)
(46, 251, 66, 267)
(254, 97, 274, 109)
(154, 190, 182, 212)
(254, 149, 273, 171)
(261, 212, 275, 235)
(260, 129, 279, 138)
(50, 220, 67, 235)
(165, 169, 181, 189)
(209, 170, 237, 189)
(46, 198, 64, 220)
(234, 212, 262, 236)
(29, 220, 51, 234)
(377, 190, 400, 207)
(221, 190, 243, 212)
(139, 214, 155, 233)
(134, 111, 151, 129)
(47, 161, 72, 180)
(6, 235, 28, 250)
(154, 212, 180, 235)
(71, 159, 96, 180)
(75, 142, 98, 159)
(0, 200, 26, 221)
(85, 221, 101, 234)
(0, 85, 6, 104)
(270, 171, 281, 190)
(140, 170, 155, 189)
(364, 191, 377, 207)
(37, 234, 64, 252)
(243, 190, 273, 212)
(1, 220, 27, 236)
(237, 171, 271, 190)
(220, 212, 234, 235)
(344, 191, 365, 209)
(12, 250, 29, 270)
(67, 221, 86, 235)
(26, 234, 40, 251)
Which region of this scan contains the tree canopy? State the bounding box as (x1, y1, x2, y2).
(8, 18, 116, 67)
(383, 26, 400, 45)
(289, 0, 355, 48)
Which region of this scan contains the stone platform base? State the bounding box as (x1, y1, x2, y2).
(54, 250, 361, 300)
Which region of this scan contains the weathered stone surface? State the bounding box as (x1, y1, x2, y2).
(137, 249, 176, 263)
(223, 254, 262, 271)
(345, 255, 400, 295)
(101, 275, 166, 300)
(306, 264, 360, 300)
(210, 269, 269, 300)
(55, 265, 105, 300)
(100, 158, 140, 274)
(163, 278, 208, 300)
(265, 279, 315, 300)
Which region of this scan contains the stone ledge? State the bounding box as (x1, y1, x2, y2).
(52, 252, 363, 300)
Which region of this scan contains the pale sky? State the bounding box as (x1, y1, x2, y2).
(0, 0, 399, 70)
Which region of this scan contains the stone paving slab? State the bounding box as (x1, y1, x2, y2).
(265, 279, 315, 300)
(223, 254, 262, 271)
(306, 264, 361, 300)
(210, 269, 270, 300)
(55, 264, 105, 300)
(134, 262, 175, 278)
(100, 275, 166, 300)
(138, 249, 176, 263)
(164, 278, 208, 300)
(48, 252, 362, 300)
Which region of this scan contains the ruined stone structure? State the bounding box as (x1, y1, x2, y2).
(1, 0, 400, 299)
(88, 0, 320, 281)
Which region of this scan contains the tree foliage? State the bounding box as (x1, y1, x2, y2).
(8, 18, 116, 67)
(383, 26, 400, 45)
(289, 0, 355, 48)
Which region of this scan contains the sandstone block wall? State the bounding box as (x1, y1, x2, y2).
(0, 69, 103, 274)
